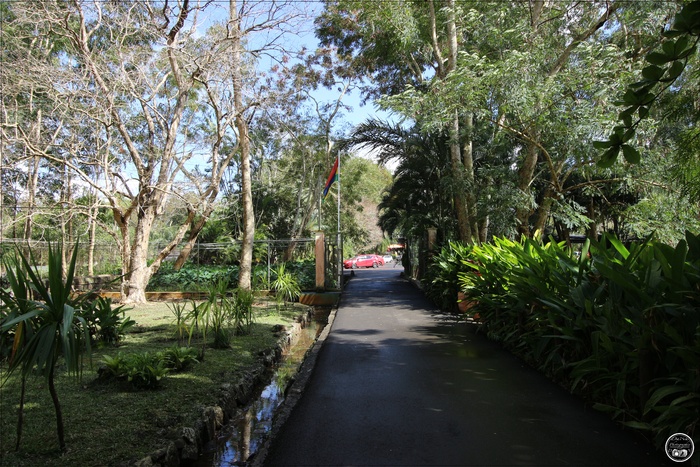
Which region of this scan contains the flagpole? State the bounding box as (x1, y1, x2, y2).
(336, 155, 342, 288)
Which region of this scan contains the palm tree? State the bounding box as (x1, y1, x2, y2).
(340, 119, 456, 240)
(1, 242, 90, 452)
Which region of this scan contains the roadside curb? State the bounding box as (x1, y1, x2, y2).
(249, 302, 340, 467)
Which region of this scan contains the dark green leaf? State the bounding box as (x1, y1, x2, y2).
(663, 30, 686, 38)
(646, 51, 673, 65)
(662, 36, 690, 59)
(663, 60, 685, 81)
(678, 44, 696, 60)
(621, 113, 633, 127)
(621, 144, 641, 164)
(641, 64, 665, 81)
(598, 146, 620, 168)
(621, 89, 639, 105)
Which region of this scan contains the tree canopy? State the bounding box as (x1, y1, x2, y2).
(2, 0, 700, 296)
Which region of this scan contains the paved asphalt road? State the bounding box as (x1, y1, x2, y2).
(261, 267, 672, 466)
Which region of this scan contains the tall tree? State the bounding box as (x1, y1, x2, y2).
(316, 0, 478, 243)
(2, 1, 306, 301)
(380, 1, 680, 240)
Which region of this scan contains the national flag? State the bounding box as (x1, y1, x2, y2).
(322, 157, 339, 200)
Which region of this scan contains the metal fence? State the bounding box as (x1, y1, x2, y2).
(1, 234, 343, 290)
(0, 238, 122, 277)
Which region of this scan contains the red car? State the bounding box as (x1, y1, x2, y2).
(343, 255, 380, 269)
(368, 254, 385, 266)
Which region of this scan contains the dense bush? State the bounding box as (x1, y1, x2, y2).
(271, 263, 302, 303)
(431, 233, 700, 449)
(79, 296, 135, 346)
(99, 346, 199, 390)
(423, 241, 474, 312)
(147, 263, 238, 291)
(147, 261, 315, 292)
(278, 260, 315, 290)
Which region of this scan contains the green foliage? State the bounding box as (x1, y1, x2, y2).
(433, 233, 700, 448)
(160, 346, 199, 372)
(99, 346, 198, 390)
(79, 296, 135, 346)
(0, 242, 92, 452)
(99, 353, 129, 380)
(423, 241, 474, 312)
(167, 301, 190, 344)
(271, 263, 302, 303)
(283, 260, 316, 290)
(204, 278, 235, 349)
(147, 263, 238, 292)
(233, 288, 255, 336)
(166, 278, 257, 350)
(599, 2, 700, 168)
(100, 352, 169, 390)
(149, 262, 315, 293)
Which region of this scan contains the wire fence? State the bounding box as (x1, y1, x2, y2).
(0, 235, 343, 289)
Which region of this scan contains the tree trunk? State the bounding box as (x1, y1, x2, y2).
(47, 365, 66, 452)
(516, 142, 539, 237)
(450, 117, 472, 243)
(173, 213, 207, 271)
(445, 0, 472, 244)
(462, 113, 479, 241)
(123, 203, 158, 304)
(231, 0, 254, 291)
(534, 190, 554, 235)
(23, 154, 40, 241)
(15, 376, 26, 451)
(87, 200, 97, 276)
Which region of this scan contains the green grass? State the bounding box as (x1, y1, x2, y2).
(0, 300, 306, 466)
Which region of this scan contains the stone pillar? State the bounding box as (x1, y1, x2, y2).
(315, 231, 325, 291)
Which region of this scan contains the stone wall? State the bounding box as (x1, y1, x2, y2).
(72, 274, 119, 292)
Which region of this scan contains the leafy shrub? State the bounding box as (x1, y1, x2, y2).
(271, 263, 301, 303)
(167, 301, 190, 344)
(79, 296, 135, 346)
(99, 351, 172, 390)
(126, 352, 169, 390)
(147, 263, 238, 291)
(283, 260, 315, 290)
(433, 233, 700, 449)
(423, 241, 474, 312)
(203, 278, 234, 349)
(160, 346, 199, 371)
(99, 353, 129, 380)
(233, 288, 255, 336)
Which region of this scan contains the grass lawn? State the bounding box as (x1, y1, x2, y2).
(0, 299, 307, 467)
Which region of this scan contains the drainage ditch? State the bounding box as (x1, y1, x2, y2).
(194, 307, 331, 467)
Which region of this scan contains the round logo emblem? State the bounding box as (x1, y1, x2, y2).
(665, 433, 694, 463)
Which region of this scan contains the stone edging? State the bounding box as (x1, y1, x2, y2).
(132, 309, 316, 467)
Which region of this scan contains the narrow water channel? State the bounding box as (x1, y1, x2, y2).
(195, 308, 329, 467)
